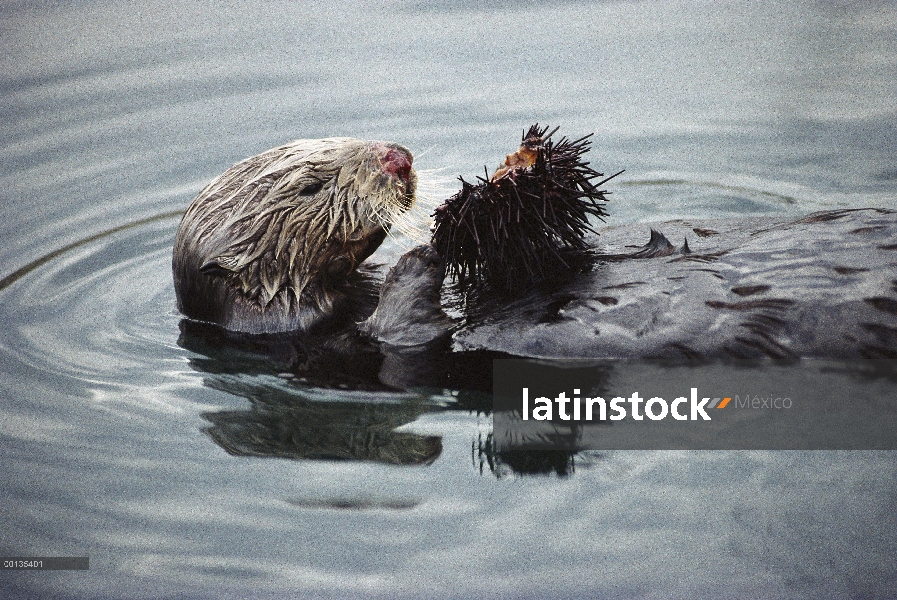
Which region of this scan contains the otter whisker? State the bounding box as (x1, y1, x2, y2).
(376, 211, 426, 249)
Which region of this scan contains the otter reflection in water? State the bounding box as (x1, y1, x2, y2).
(178, 321, 570, 476)
(176, 314, 444, 466)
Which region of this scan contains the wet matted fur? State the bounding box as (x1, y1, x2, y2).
(173, 138, 417, 333)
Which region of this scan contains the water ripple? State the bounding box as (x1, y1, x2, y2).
(0, 211, 184, 383)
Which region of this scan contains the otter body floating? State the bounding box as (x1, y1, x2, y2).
(426, 127, 897, 359)
(173, 138, 417, 333)
(452, 208, 897, 359)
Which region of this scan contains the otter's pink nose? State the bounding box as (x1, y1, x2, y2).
(381, 148, 413, 182)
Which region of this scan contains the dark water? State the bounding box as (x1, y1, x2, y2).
(1, 1, 896, 598)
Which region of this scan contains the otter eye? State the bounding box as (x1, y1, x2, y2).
(299, 181, 324, 196)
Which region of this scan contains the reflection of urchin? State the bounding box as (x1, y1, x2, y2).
(431, 124, 620, 293)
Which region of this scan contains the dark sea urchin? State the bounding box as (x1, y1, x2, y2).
(431, 124, 621, 293)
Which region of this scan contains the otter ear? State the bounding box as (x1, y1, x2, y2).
(200, 255, 241, 277)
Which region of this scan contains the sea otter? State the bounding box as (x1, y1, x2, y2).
(173, 132, 897, 369)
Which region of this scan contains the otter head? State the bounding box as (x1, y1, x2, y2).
(173, 137, 418, 333)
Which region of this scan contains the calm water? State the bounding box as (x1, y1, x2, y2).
(1, 1, 896, 598)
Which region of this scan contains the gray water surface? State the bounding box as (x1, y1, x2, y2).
(1, 1, 896, 598)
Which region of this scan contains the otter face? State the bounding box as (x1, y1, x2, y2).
(173, 137, 418, 333)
